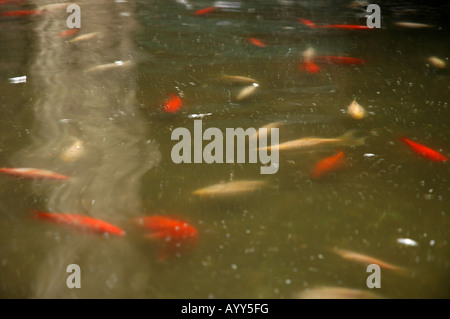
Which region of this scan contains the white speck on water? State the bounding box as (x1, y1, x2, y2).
(231, 264, 237, 270)
(429, 240, 435, 246)
(363, 153, 376, 157)
(8, 75, 27, 84)
(285, 279, 292, 285)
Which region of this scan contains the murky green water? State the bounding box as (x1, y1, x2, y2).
(0, 0, 449, 299)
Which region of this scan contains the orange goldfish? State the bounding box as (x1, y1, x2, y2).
(331, 247, 408, 274)
(300, 61, 320, 73)
(248, 37, 266, 48)
(163, 94, 183, 113)
(0, 168, 70, 180)
(401, 137, 448, 162)
(194, 6, 216, 16)
(311, 151, 345, 179)
(132, 215, 198, 260)
(32, 210, 126, 237)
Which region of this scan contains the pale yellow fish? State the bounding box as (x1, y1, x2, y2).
(37, 3, 71, 12)
(85, 60, 133, 73)
(331, 247, 408, 274)
(347, 100, 367, 120)
(60, 138, 85, 163)
(427, 56, 446, 69)
(302, 47, 315, 63)
(295, 286, 382, 299)
(220, 75, 259, 85)
(249, 121, 284, 141)
(68, 32, 101, 44)
(258, 129, 366, 152)
(394, 22, 433, 28)
(236, 83, 259, 101)
(193, 180, 267, 197)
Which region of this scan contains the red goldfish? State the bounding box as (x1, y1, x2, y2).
(0, 10, 41, 17)
(298, 18, 370, 30)
(132, 215, 198, 260)
(32, 211, 126, 237)
(163, 94, 183, 113)
(300, 61, 320, 73)
(311, 151, 345, 179)
(58, 28, 79, 38)
(314, 56, 366, 65)
(194, 6, 216, 16)
(248, 37, 266, 48)
(401, 137, 448, 162)
(0, 168, 70, 180)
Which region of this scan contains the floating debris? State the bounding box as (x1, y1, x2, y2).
(8, 75, 26, 84)
(396, 238, 419, 247)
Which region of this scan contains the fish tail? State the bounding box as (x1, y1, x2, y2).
(338, 129, 367, 146)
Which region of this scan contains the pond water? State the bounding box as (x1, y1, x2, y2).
(0, 0, 449, 298)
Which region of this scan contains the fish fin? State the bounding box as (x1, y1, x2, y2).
(337, 129, 368, 146)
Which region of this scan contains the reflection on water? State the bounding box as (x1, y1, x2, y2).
(2, 1, 160, 298)
(0, 0, 449, 299)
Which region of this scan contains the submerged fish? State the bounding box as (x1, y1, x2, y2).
(58, 28, 79, 38)
(0, 167, 70, 180)
(401, 137, 448, 162)
(427, 56, 446, 69)
(194, 6, 217, 16)
(299, 61, 320, 73)
(314, 56, 366, 65)
(32, 210, 126, 237)
(347, 100, 367, 119)
(68, 31, 101, 43)
(331, 247, 407, 273)
(60, 138, 85, 163)
(162, 94, 183, 113)
(249, 121, 284, 141)
(193, 180, 267, 197)
(220, 75, 259, 85)
(248, 37, 266, 48)
(236, 83, 259, 101)
(258, 130, 366, 152)
(295, 286, 382, 299)
(0, 9, 41, 17)
(394, 22, 433, 28)
(311, 150, 345, 179)
(132, 215, 198, 260)
(298, 18, 370, 30)
(85, 60, 133, 73)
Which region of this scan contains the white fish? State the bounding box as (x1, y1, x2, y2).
(68, 32, 101, 44)
(60, 138, 85, 163)
(258, 129, 367, 152)
(85, 60, 133, 73)
(295, 286, 382, 299)
(427, 56, 446, 69)
(331, 247, 408, 274)
(394, 22, 433, 28)
(347, 100, 367, 120)
(302, 47, 315, 63)
(221, 75, 259, 85)
(249, 121, 284, 141)
(193, 180, 267, 197)
(236, 83, 259, 101)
